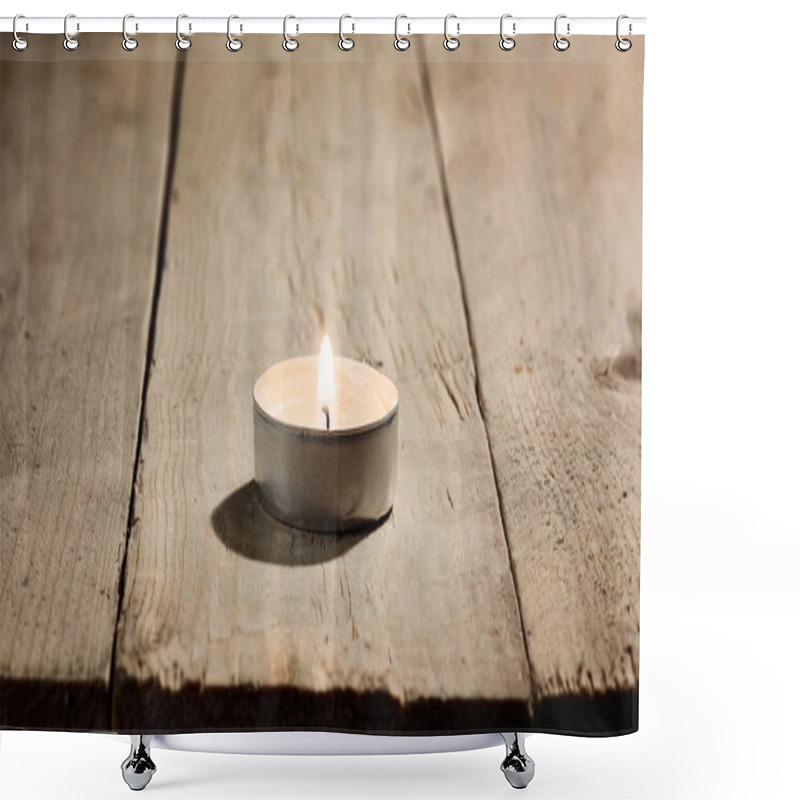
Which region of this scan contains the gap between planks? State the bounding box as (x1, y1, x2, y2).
(416, 54, 536, 719)
(107, 56, 187, 730)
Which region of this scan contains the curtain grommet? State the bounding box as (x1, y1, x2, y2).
(121, 14, 138, 51)
(394, 15, 411, 51)
(63, 13, 79, 51)
(553, 14, 570, 51)
(615, 15, 632, 51)
(226, 15, 243, 52)
(283, 15, 299, 52)
(338, 14, 355, 51)
(499, 14, 516, 51)
(12, 14, 29, 51)
(443, 14, 460, 51)
(175, 13, 192, 51)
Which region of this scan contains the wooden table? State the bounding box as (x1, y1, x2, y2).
(1, 34, 643, 734)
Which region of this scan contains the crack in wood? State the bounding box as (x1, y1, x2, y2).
(417, 52, 536, 722)
(108, 56, 187, 730)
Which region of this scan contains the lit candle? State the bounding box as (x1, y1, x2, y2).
(253, 336, 399, 533)
(317, 333, 335, 431)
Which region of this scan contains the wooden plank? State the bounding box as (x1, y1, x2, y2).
(112, 36, 532, 732)
(0, 37, 176, 729)
(424, 36, 643, 732)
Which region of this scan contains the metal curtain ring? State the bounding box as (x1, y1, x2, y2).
(499, 14, 516, 51)
(227, 15, 243, 51)
(176, 14, 191, 50)
(12, 14, 28, 51)
(283, 15, 299, 51)
(63, 13, 79, 51)
(443, 14, 460, 51)
(339, 14, 355, 51)
(394, 14, 410, 51)
(553, 14, 570, 51)
(122, 14, 138, 51)
(616, 14, 632, 51)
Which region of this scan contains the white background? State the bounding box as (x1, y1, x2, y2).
(2, 1, 799, 798)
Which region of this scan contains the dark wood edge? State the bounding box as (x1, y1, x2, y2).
(0, 678, 108, 730)
(2, 673, 636, 736)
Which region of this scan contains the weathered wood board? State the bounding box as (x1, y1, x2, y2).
(424, 36, 643, 730)
(0, 37, 176, 728)
(111, 36, 533, 732)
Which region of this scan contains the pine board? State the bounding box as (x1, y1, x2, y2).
(0, 38, 176, 728)
(425, 36, 643, 731)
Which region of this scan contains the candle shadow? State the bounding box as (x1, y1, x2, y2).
(211, 481, 375, 566)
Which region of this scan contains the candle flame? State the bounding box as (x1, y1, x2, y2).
(317, 334, 335, 430)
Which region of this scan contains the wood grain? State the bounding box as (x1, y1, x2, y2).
(424, 36, 643, 730)
(0, 40, 176, 728)
(112, 36, 532, 732)
(1, 35, 643, 734)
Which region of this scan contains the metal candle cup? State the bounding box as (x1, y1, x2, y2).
(253, 356, 399, 533)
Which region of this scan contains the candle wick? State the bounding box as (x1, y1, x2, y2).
(322, 405, 330, 431)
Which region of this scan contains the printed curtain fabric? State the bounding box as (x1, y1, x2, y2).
(1, 32, 643, 736)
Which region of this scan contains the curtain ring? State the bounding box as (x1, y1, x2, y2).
(394, 14, 410, 51)
(176, 14, 191, 50)
(499, 14, 516, 51)
(12, 14, 28, 51)
(443, 14, 460, 51)
(615, 14, 632, 52)
(227, 15, 243, 52)
(63, 13, 79, 51)
(553, 14, 570, 51)
(122, 14, 138, 51)
(283, 15, 299, 51)
(339, 14, 355, 51)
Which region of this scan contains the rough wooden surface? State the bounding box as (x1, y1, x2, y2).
(0, 44, 175, 728)
(111, 36, 532, 732)
(1, 35, 642, 734)
(425, 37, 643, 728)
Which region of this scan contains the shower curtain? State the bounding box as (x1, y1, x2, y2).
(1, 29, 643, 738)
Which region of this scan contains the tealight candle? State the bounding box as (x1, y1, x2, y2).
(253, 336, 399, 533)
